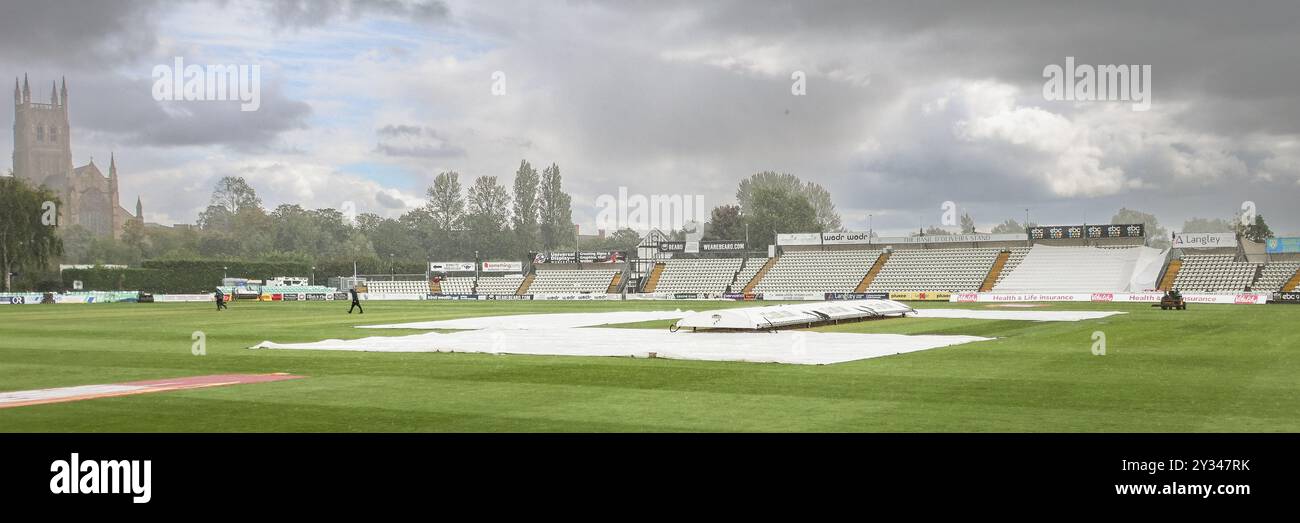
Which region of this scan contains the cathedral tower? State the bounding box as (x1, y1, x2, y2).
(11, 76, 138, 238)
(13, 75, 73, 190)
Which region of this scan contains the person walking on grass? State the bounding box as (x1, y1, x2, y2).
(348, 286, 363, 314)
(215, 287, 227, 311)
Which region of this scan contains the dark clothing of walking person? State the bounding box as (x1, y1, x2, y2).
(215, 289, 227, 311)
(348, 288, 363, 314)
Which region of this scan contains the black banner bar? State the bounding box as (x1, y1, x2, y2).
(0, 434, 1291, 511)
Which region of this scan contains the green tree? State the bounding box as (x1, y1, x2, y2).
(511, 160, 540, 251)
(579, 228, 641, 253)
(466, 175, 513, 258)
(58, 224, 98, 263)
(736, 171, 842, 233)
(802, 182, 842, 232)
(335, 230, 377, 260)
(736, 171, 802, 211)
(746, 185, 818, 247)
(398, 207, 437, 255)
(232, 204, 273, 256)
(210, 176, 262, 213)
(144, 225, 199, 261)
(606, 228, 643, 253)
(704, 204, 746, 242)
(467, 176, 511, 232)
(914, 226, 957, 237)
(354, 212, 385, 235)
(537, 163, 573, 250)
(198, 176, 262, 232)
(426, 171, 465, 231)
(121, 219, 148, 261)
(960, 212, 977, 234)
(1181, 217, 1235, 233)
(1111, 208, 1169, 248)
(270, 204, 317, 255)
(196, 204, 233, 231)
(1242, 214, 1274, 243)
(310, 208, 351, 249)
(424, 171, 466, 257)
(361, 214, 421, 260)
(0, 176, 64, 291)
(990, 219, 1025, 234)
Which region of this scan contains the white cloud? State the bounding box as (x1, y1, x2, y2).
(949, 81, 1128, 197)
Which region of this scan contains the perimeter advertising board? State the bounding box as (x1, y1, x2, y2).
(481, 261, 523, 272)
(1173, 233, 1237, 249)
(1265, 237, 1300, 254)
(1271, 291, 1300, 304)
(888, 291, 952, 301)
(532, 251, 628, 263)
(430, 262, 475, 273)
(951, 292, 1267, 304)
(825, 292, 889, 300)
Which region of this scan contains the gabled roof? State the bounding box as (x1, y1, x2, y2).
(73, 161, 103, 178)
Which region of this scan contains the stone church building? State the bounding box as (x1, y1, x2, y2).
(12, 75, 141, 238)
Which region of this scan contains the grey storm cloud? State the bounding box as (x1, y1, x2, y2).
(264, 0, 450, 28)
(0, 0, 162, 66)
(374, 190, 407, 209)
(0, 0, 310, 151)
(515, 0, 1300, 232)
(1, 0, 1297, 233)
(43, 72, 312, 151)
(375, 125, 466, 158)
(674, 0, 1300, 135)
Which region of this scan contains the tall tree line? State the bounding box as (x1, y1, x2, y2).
(53, 158, 577, 270)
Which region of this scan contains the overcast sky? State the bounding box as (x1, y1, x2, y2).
(1, 0, 1297, 237)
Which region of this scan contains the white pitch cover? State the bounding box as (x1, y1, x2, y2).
(253, 328, 990, 365)
(253, 306, 1128, 365)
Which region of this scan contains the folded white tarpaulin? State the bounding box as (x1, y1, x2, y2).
(674, 300, 915, 330)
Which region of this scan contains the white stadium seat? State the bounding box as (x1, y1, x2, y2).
(528, 269, 618, 294)
(733, 258, 768, 290)
(1252, 262, 1300, 293)
(364, 280, 431, 294)
(865, 248, 1006, 292)
(753, 250, 881, 294)
(654, 258, 744, 294)
(475, 275, 525, 295)
(438, 277, 475, 294)
(994, 247, 1031, 287)
(1172, 255, 1260, 293)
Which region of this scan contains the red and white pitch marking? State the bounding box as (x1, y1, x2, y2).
(0, 373, 303, 409)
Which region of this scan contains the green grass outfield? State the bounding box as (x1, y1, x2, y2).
(1, 299, 1297, 432)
